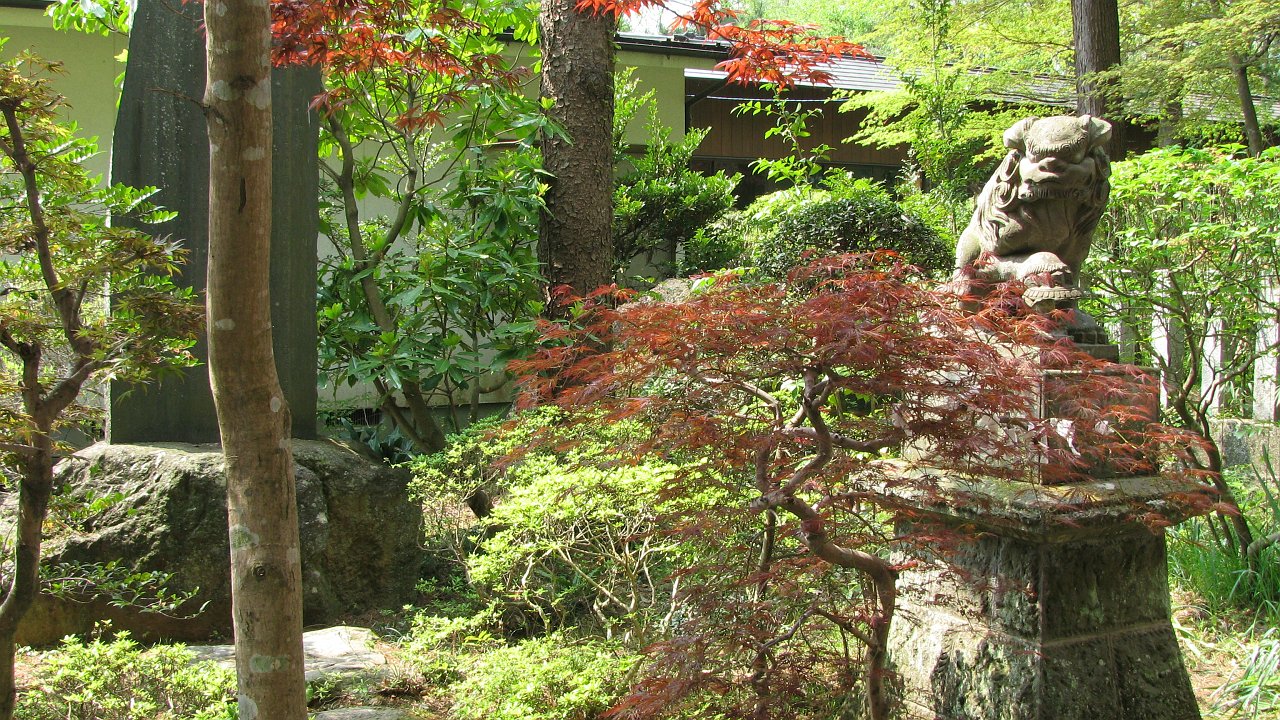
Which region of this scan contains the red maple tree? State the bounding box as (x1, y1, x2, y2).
(574, 0, 869, 86)
(269, 0, 870, 115)
(510, 255, 1212, 720)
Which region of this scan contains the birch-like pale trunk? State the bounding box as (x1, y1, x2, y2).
(203, 1, 307, 718)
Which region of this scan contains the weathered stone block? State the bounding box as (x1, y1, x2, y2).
(1039, 636, 1123, 718)
(886, 473, 1204, 720)
(13, 441, 423, 644)
(1039, 532, 1170, 638)
(1114, 626, 1202, 720)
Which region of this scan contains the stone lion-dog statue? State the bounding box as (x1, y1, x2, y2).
(954, 115, 1112, 343)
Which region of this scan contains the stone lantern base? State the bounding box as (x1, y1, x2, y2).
(885, 473, 1207, 720)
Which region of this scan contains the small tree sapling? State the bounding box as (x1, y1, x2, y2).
(0, 52, 201, 720)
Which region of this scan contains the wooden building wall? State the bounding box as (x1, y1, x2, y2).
(686, 79, 908, 201)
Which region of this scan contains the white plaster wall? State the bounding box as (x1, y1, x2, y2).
(0, 7, 128, 179)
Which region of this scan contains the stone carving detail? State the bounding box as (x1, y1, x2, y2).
(954, 115, 1112, 342)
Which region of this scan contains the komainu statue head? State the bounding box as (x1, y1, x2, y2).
(954, 115, 1112, 342)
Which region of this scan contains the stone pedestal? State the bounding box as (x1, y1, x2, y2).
(886, 474, 1207, 720)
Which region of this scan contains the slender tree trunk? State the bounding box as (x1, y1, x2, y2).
(1157, 98, 1184, 147)
(1228, 53, 1265, 157)
(1072, 0, 1126, 159)
(0, 440, 52, 720)
(0, 100, 95, 720)
(538, 0, 615, 297)
(204, 0, 307, 718)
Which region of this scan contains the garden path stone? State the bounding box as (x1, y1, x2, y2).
(187, 626, 387, 683)
(314, 709, 417, 720)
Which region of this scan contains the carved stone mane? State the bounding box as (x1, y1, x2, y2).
(954, 115, 1112, 339)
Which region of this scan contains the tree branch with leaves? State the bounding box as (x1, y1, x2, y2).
(0, 51, 200, 720)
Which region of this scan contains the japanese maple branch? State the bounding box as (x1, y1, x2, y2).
(2, 106, 90, 361)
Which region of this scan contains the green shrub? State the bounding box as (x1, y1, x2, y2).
(409, 407, 664, 526)
(735, 184, 812, 251)
(409, 413, 535, 510)
(17, 632, 236, 720)
(613, 126, 738, 275)
(894, 181, 973, 248)
(400, 607, 501, 685)
(449, 634, 639, 720)
(467, 457, 685, 636)
(679, 217, 747, 275)
(410, 408, 725, 637)
(613, 72, 739, 279)
(742, 179, 951, 278)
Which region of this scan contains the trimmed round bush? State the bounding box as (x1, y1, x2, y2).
(743, 181, 952, 279)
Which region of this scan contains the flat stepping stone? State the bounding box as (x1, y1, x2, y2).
(188, 625, 386, 682)
(314, 708, 415, 720)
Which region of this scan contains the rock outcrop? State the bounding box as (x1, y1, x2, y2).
(15, 440, 422, 644)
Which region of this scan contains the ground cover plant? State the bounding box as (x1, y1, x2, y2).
(1167, 448, 1280, 719)
(450, 633, 639, 720)
(16, 631, 235, 720)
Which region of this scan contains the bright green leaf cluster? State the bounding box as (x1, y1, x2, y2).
(1085, 145, 1280, 418)
(449, 633, 639, 720)
(727, 177, 950, 279)
(612, 71, 739, 280)
(17, 632, 235, 720)
(315, 1, 552, 445)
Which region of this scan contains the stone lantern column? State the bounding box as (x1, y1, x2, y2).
(886, 473, 1205, 719)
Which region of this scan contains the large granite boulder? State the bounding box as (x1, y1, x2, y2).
(15, 440, 423, 644)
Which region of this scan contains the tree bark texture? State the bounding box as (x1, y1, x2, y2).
(1072, 0, 1126, 159)
(538, 0, 616, 297)
(203, 1, 307, 718)
(0, 446, 51, 720)
(1229, 53, 1265, 157)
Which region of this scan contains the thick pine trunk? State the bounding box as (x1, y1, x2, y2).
(538, 0, 615, 297)
(203, 1, 307, 719)
(1072, 0, 1126, 159)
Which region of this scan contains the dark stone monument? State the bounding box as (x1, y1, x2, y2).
(107, 0, 319, 442)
